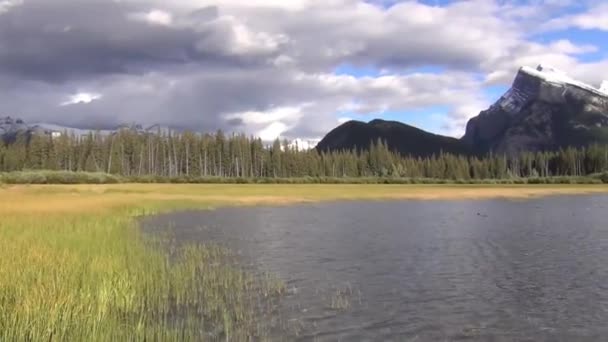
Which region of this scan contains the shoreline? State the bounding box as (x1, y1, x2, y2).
(2, 184, 608, 214)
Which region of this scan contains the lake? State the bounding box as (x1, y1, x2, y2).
(142, 195, 608, 341)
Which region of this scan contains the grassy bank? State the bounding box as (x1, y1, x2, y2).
(0, 187, 288, 341)
(2, 184, 608, 340)
(2, 170, 608, 185)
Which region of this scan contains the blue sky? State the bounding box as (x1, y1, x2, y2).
(531, 28, 608, 62)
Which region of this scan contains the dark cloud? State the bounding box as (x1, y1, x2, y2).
(0, 0, 279, 82)
(226, 117, 244, 126)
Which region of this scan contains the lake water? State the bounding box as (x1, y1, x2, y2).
(142, 195, 608, 341)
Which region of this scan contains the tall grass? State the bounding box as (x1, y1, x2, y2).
(0, 205, 284, 340)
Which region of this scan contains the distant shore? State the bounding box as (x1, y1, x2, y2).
(1, 170, 607, 186)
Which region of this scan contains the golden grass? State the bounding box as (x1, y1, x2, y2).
(2, 183, 608, 214)
(1, 183, 607, 340)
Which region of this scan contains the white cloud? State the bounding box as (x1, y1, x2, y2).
(549, 39, 597, 54)
(164, 0, 311, 12)
(219, 16, 287, 55)
(542, 4, 608, 31)
(128, 9, 173, 26)
(60, 92, 102, 106)
(226, 106, 305, 125)
(258, 121, 288, 141)
(444, 99, 491, 138)
(0, 0, 21, 14)
(479, 38, 601, 86)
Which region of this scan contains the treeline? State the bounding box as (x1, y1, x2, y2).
(1, 130, 608, 180)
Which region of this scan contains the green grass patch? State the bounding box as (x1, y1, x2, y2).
(0, 205, 285, 341)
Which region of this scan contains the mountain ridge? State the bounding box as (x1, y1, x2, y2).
(318, 64, 608, 156)
(0, 116, 177, 142)
(316, 118, 470, 157)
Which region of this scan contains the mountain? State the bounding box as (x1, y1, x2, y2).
(318, 64, 608, 156)
(0, 117, 28, 142)
(463, 64, 608, 154)
(0, 117, 177, 143)
(316, 119, 469, 157)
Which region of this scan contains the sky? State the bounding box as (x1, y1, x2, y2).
(0, 0, 607, 142)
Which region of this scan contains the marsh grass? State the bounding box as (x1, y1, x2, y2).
(329, 288, 352, 311)
(0, 203, 285, 340)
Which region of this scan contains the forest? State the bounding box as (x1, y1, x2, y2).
(1, 129, 608, 181)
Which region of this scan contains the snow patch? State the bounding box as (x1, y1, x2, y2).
(537, 64, 567, 76)
(520, 64, 608, 97)
(601, 81, 608, 94)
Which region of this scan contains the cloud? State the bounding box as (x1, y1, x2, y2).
(61, 92, 103, 106)
(481, 38, 608, 88)
(0, 0, 606, 140)
(0, 0, 283, 82)
(542, 3, 608, 31)
(128, 9, 174, 26)
(0, 0, 21, 14)
(258, 122, 288, 141)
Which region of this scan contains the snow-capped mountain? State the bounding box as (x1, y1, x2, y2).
(463, 64, 608, 154)
(0, 117, 178, 142)
(319, 64, 608, 157)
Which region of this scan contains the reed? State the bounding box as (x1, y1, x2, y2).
(0, 193, 284, 340)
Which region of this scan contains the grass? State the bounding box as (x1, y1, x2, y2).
(2, 170, 608, 185)
(0, 188, 288, 341)
(1, 183, 608, 340)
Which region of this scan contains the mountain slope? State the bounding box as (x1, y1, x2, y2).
(316, 119, 469, 157)
(462, 65, 608, 154)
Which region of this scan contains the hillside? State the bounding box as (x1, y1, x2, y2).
(316, 119, 469, 157)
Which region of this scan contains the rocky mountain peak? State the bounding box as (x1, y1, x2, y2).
(463, 64, 608, 154)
